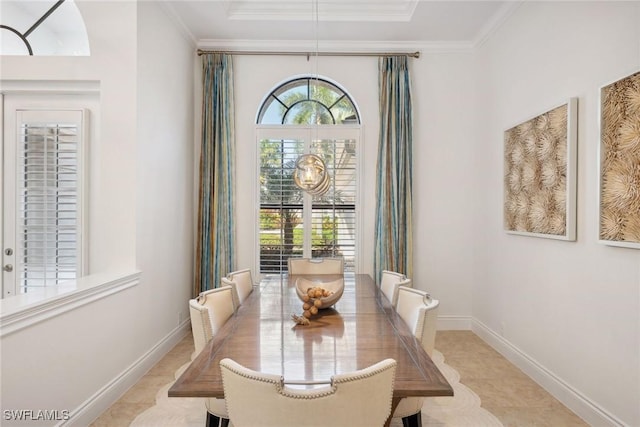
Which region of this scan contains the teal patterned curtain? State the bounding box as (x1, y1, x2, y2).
(194, 54, 235, 296)
(374, 56, 413, 283)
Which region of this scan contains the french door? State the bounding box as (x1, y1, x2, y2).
(256, 126, 360, 273)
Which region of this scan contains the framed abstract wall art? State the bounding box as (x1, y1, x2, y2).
(598, 70, 640, 249)
(503, 98, 578, 240)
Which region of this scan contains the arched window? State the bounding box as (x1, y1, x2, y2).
(1, 0, 90, 56)
(256, 77, 360, 273)
(257, 77, 360, 125)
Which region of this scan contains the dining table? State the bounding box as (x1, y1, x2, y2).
(169, 273, 454, 426)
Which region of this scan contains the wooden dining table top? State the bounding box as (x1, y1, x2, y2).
(169, 273, 453, 414)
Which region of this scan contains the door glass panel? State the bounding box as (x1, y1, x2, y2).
(259, 138, 305, 272)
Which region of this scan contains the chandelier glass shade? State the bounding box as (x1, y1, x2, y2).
(293, 154, 330, 196)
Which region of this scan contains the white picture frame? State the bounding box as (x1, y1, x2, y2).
(503, 98, 578, 241)
(597, 69, 640, 249)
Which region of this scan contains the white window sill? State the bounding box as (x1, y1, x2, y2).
(0, 269, 140, 338)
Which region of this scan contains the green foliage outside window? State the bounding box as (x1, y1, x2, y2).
(259, 215, 338, 248)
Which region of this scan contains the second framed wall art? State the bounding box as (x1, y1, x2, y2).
(598, 70, 640, 249)
(503, 98, 578, 241)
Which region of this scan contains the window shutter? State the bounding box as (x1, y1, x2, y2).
(16, 110, 85, 291)
(259, 138, 305, 272)
(310, 138, 356, 270)
(258, 134, 357, 273)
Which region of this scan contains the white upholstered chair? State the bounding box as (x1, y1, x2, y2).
(391, 286, 440, 427)
(221, 268, 254, 308)
(189, 285, 236, 427)
(219, 357, 397, 427)
(380, 270, 412, 307)
(287, 257, 344, 275)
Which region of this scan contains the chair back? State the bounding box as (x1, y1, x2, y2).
(395, 286, 439, 356)
(288, 257, 344, 275)
(189, 285, 236, 355)
(223, 268, 254, 307)
(389, 286, 440, 419)
(379, 270, 411, 307)
(220, 357, 396, 427)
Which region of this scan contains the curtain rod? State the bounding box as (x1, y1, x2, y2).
(197, 49, 420, 59)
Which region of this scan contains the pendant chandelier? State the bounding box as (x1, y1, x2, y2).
(293, 153, 330, 196)
(292, 0, 330, 197)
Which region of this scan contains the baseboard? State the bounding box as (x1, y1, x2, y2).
(62, 319, 192, 427)
(471, 319, 626, 427)
(437, 314, 472, 330)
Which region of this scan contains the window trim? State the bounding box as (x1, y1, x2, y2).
(1, 84, 98, 299)
(0, 83, 128, 338)
(5, 108, 89, 296)
(0, 269, 140, 337)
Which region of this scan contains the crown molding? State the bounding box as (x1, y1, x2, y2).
(472, 1, 524, 49)
(197, 38, 475, 55)
(165, 1, 519, 54)
(159, 0, 198, 46)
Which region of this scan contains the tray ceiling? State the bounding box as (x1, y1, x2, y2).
(164, 0, 517, 50)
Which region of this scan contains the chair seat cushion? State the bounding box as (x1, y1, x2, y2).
(392, 396, 424, 418)
(206, 397, 228, 417)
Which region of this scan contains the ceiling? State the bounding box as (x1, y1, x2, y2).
(0, 0, 518, 55)
(163, 0, 518, 51)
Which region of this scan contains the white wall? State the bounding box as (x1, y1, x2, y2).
(473, 2, 640, 425)
(0, 2, 137, 272)
(3, 1, 636, 425)
(411, 52, 477, 326)
(0, 1, 195, 425)
(136, 1, 195, 351)
(0, 1, 140, 423)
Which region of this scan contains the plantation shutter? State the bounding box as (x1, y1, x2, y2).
(310, 138, 356, 270)
(259, 138, 305, 272)
(16, 110, 85, 292)
(258, 130, 357, 274)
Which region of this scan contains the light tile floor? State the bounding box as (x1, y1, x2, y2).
(435, 332, 588, 427)
(90, 330, 588, 427)
(89, 335, 194, 427)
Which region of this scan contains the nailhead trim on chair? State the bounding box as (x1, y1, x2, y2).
(220, 358, 397, 402)
(220, 361, 338, 399)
